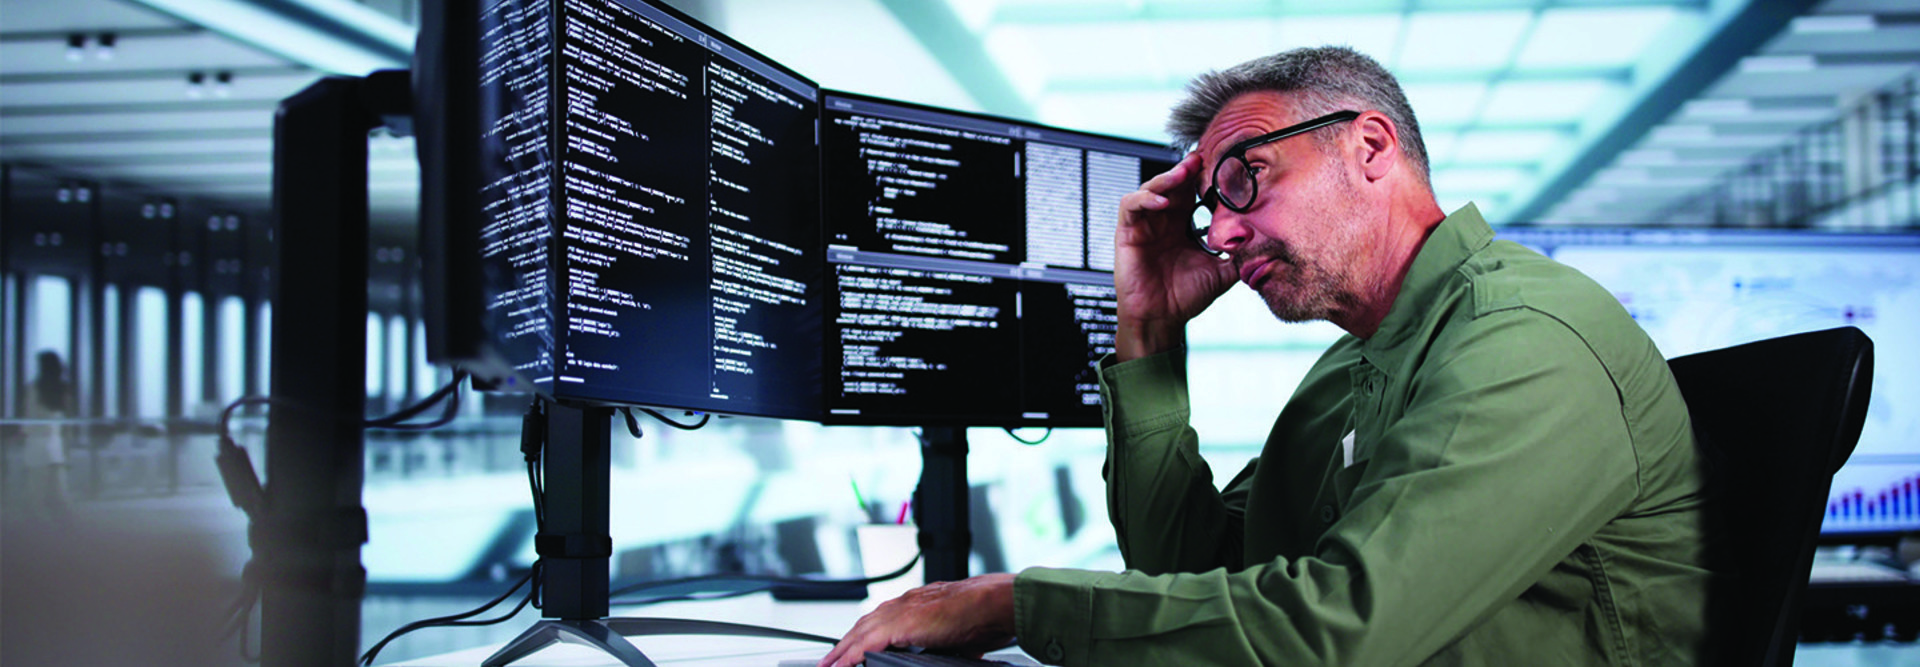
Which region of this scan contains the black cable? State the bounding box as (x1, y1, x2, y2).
(621, 407, 645, 439)
(357, 563, 540, 667)
(608, 551, 922, 599)
(610, 583, 774, 607)
(365, 370, 469, 426)
(640, 407, 710, 430)
(366, 374, 465, 431)
(1003, 427, 1052, 445)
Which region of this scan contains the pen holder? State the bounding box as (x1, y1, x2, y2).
(856, 523, 924, 611)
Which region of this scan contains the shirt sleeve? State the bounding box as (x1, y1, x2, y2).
(1014, 311, 1640, 666)
(1095, 349, 1246, 576)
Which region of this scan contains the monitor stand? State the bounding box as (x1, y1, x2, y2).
(483, 402, 838, 667)
(913, 426, 971, 583)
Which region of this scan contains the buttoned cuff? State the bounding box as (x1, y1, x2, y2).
(1014, 567, 1096, 666)
(1097, 349, 1191, 437)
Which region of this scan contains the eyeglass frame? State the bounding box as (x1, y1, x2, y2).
(1190, 109, 1363, 255)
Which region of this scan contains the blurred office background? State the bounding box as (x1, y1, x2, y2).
(2, 0, 1917, 664)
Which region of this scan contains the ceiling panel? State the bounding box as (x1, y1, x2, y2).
(1, 70, 317, 107)
(1514, 7, 1683, 68)
(1480, 78, 1627, 124)
(1450, 129, 1572, 164)
(1400, 81, 1490, 126)
(1707, 63, 1916, 98)
(1147, 19, 1276, 84)
(0, 0, 179, 32)
(1767, 23, 1920, 55)
(1398, 11, 1535, 72)
(0, 136, 273, 159)
(1269, 13, 1404, 64)
(0, 107, 276, 135)
(0, 32, 289, 75)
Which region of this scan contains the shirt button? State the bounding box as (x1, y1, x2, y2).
(1320, 506, 1336, 523)
(1046, 639, 1065, 661)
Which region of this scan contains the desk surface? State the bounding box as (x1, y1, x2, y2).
(382, 596, 1039, 667)
(381, 592, 1916, 666)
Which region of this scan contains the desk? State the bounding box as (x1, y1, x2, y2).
(381, 595, 1040, 667)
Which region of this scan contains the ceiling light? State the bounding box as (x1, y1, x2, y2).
(1790, 15, 1874, 34)
(1739, 55, 1816, 73)
(96, 33, 117, 60)
(65, 34, 86, 62)
(214, 71, 233, 98)
(1617, 149, 1679, 166)
(1651, 125, 1714, 142)
(1682, 99, 1752, 118)
(187, 71, 206, 99)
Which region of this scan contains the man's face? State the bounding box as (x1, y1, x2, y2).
(1197, 92, 1372, 324)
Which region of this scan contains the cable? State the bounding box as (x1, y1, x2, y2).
(610, 583, 775, 607)
(357, 563, 540, 667)
(621, 407, 645, 439)
(365, 370, 469, 427)
(366, 371, 467, 431)
(1003, 427, 1052, 445)
(638, 407, 710, 430)
(213, 375, 469, 663)
(608, 551, 922, 599)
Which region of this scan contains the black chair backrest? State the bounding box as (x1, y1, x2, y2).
(1667, 326, 1873, 667)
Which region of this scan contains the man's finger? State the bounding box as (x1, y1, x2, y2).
(1120, 189, 1173, 214)
(1136, 152, 1201, 196)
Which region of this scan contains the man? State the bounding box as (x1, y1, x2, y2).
(822, 46, 1714, 666)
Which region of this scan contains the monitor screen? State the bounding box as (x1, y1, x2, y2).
(819, 92, 1181, 426)
(1499, 228, 1920, 536)
(478, 0, 822, 419)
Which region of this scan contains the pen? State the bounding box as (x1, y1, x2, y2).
(850, 475, 872, 520)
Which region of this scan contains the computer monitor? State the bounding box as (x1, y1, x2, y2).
(467, 0, 823, 419)
(1499, 227, 1920, 537)
(818, 91, 1182, 426)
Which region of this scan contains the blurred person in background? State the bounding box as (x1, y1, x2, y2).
(19, 349, 75, 522)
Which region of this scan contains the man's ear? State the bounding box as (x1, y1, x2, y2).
(1354, 111, 1399, 183)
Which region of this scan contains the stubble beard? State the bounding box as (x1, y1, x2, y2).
(1238, 170, 1371, 325)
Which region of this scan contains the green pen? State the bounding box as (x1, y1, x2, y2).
(849, 475, 872, 522)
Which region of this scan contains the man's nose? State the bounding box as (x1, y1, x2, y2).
(1206, 208, 1254, 253)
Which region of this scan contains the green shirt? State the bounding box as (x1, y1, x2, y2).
(1012, 204, 1714, 666)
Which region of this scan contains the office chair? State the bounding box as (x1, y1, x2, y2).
(1666, 326, 1873, 667)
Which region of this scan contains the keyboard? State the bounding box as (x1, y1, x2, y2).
(863, 650, 1021, 667)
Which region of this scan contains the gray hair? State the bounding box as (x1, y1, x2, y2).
(1167, 46, 1429, 183)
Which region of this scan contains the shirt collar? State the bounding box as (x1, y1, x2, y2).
(1360, 202, 1494, 365)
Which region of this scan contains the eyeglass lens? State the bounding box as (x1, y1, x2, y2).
(1190, 201, 1215, 254)
(1190, 157, 1254, 255)
(1215, 156, 1256, 210)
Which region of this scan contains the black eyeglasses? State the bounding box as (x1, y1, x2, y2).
(1190, 110, 1361, 255)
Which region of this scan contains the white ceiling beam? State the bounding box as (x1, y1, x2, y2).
(122, 0, 412, 75)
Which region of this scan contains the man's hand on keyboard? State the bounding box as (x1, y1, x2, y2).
(819, 573, 1018, 667)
